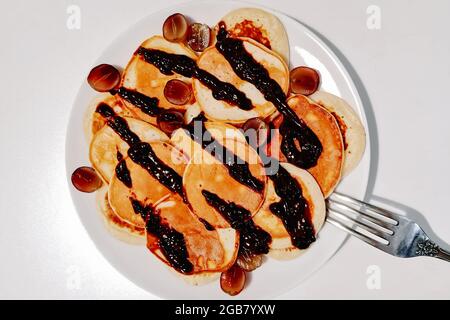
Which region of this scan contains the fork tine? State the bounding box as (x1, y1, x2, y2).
(327, 205, 391, 241)
(327, 215, 387, 250)
(330, 192, 399, 225)
(327, 201, 395, 235)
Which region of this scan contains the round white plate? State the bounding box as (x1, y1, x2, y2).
(66, 0, 371, 299)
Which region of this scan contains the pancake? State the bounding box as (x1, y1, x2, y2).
(194, 38, 289, 123)
(171, 121, 248, 160)
(108, 141, 187, 228)
(96, 186, 146, 245)
(252, 163, 326, 258)
(83, 93, 133, 142)
(183, 139, 267, 229)
(219, 8, 290, 64)
(184, 102, 202, 124)
(120, 36, 198, 124)
(89, 117, 168, 183)
(309, 91, 366, 176)
(147, 195, 238, 277)
(273, 95, 344, 197)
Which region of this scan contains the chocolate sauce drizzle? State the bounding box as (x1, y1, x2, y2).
(128, 142, 184, 197)
(214, 29, 318, 247)
(215, 27, 323, 169)
(115, 159, 132, 188)
(131, 199, 193, 274)
(136, 47, 253, 111)
(117, 87, 162, 116)
(95, 103, 140, 146)
(184, 116, 264, 193)
(96, 103, 184, 197)
(198, 218, 215, 231)
(116, 150, 124, 162)
(202, 190, 271, 255)
(96, 102, 115, 118)
(267, 162, 315, 249)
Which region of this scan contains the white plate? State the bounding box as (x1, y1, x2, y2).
(65, 0, 371, 299)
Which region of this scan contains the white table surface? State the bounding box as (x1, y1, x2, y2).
(1, 0, 449, 299)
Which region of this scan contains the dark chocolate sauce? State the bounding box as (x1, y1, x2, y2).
(136, 47, 253, 111)
(198, 218, 215, 231)
(95, 103, 141, 146)
(215, 27, 323, 169)
(279, 119, 323, 168)
(96, 103, 186, 200)
(116, 150, 124, 162)
(184, 116, 264, 193)
(108, 117, 141, 146)
(202, 190, 271, 255)
(130, 198, 151, 221)
(128, 142, 184, 197)
(131, 199, 193, 274)
(117, 87, 162, 117)
(267, 161, 315, 249)
(96, 102, 115, 118)
(115, 160, 132, 188)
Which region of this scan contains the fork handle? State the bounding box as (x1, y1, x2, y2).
(416, 239, 450, 262)
(436, 247, 450, 262)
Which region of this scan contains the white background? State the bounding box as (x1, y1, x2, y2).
(1, 0, 449, 299)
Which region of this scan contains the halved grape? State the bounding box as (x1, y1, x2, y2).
(220, 264, 246, 296)
(157, 109, 185, 135)
(290, 66, 320, 96)
(87, 64, 121, 92)
(71, 167, 102, 193)
(187, 23, 211, 52)
(163, 13, 188, 42)
(164, 79, 192, 105)
(242, 117, 269, 148)
(236, 251, 263, 272)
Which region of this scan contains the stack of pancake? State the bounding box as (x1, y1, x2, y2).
(84, 8, 365, 284)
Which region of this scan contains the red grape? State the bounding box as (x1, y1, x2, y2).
(187, 23, 211, 52)
(163, 13, 188, 42)
(220, 264, 246, 296)
(157, 109, 185, 135)
(236, 252, 262, 272)
(242, 117, 269, 148)
(164, 79, 193, 105)
(71, 167, 102, 193)
(290, 66, 320, 96)
(87, 64, 121, 92)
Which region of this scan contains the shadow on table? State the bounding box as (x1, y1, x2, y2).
(370, 195, 450, 252)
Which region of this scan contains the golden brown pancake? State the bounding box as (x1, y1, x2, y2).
(108, 141, 187, 228)
(89, 117, 168, 184)
(171, 121, 248, 162)
(273, 95, 344, 197)
(96, 186, 146, 245)
(253, 163, 326, 257)
(183, 139, 267, 228)
(219, 8, 290, 64)
(84, 93, 133, 142)
(194, 38, 289, 123)
(147, 195, 238, 274)
(120, 36, 197, 125)
(309, 91, 366, 177)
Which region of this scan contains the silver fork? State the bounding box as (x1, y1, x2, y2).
(326, 192, 450, 262)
